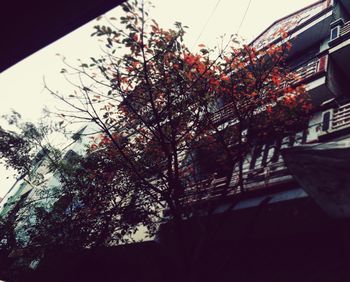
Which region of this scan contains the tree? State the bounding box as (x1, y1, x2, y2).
(0, 115, 65, 279)
(1, 0, 311, 280)
(0, 120, 156, 279)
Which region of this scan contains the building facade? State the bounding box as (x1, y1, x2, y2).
(168, 1, 350, 280)
(179, 0, 350, 217)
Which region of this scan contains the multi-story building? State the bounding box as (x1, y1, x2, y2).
(167, 0, 350, 281)
(180, 0, 350, 215)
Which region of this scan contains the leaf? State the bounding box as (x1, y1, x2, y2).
(121, 3, 130, 12)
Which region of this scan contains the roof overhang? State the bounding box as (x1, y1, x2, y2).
(340, 0, 350, 14)
(0, 0, 125, 73)
(282, 136, 350, 217)
(250, 0, 332, 50)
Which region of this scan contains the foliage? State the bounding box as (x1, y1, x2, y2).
(1, 0, 311, 280)
(24, 148, 160, 248)
(0, 126, 32, 176)
(0, 111, 64, 177)
(48, 0, 310, 213)
(44, 0, 311, 278)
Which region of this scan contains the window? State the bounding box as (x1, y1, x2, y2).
(330, 25, 340, 41)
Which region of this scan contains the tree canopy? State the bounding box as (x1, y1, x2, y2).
(47, 0, 309, 215)
(0, 0, 311, 280)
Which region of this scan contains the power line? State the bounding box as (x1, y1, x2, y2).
(236, 0, 252, 35)
(194, 0, 222, 44)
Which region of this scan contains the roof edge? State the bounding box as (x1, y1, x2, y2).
(249, 0, 330, 46)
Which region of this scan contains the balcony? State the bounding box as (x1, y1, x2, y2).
(290, 56, 326, 85)
(340, 21, 350, 37)
(318, 102, 350, 138)
(180, 161, 294, 207)
(329, 19, 350, 78)
(329, 19, 350, 44)
(232, 161, 293, 192)
(212, 103, 236, 125)
(180, 133, 309, 206)
(212, 55, 330, 125)
(180, 176, 231, 206)
(183, 99, 350, 207)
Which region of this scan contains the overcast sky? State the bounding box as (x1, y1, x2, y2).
(0, 0, 316, 197)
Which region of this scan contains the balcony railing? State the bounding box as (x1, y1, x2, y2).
(212, 103, 236, 124)
(319, 102, 350, 137)
(180, 161, 293, 206)
(181, 176, 231, 205)
(212, 55, 328, 124)
(232, 161, 292, 191)
(340, 21, 350, 37)
(332, 105, 350, 129)
(329, 19, 350, 44)
(180, 132, 309, 206)
(290, 55, 327, 85)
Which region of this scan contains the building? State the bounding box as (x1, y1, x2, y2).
(0, 124, 152, 281)
(0, 128, 88, 220)
(163, 0, 350, 281)
(0, 127, 93, 277)
(179, 0, 350, 217)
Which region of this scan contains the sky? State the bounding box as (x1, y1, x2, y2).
(0, 0, 316, 197)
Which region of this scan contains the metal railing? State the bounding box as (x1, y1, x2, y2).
(212, 55, 327, 124)
(329, 103, 350, 131)
(318, 102, 350, 138)
(290, 57, 321, 84)
(179, 129, 311, 206)
(236, 161, 292, 191)
(212, 103, 236, 124)
(330, 19, 350, 44)
(180, 176, 230, 205)
(340, 21, 350, 37)
(180, 162, 294, 206)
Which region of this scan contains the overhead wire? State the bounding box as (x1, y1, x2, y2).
(194, 0, 253, 48)
(194, 0, 222, 45)
(236, 0, 253, 35)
